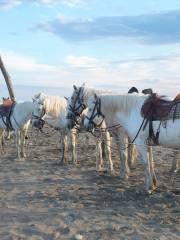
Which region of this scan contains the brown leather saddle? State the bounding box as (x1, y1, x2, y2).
(0, 98, 13, 117)
(0, 99, 15, 130)
(141, 93, 180, 121)
(141, 93, 180, 145)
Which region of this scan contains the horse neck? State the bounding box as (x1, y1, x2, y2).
(44, 96, 67, 118)
(101, 94, 146, 126)
(84, 87, 109, 104)
(13, 101, 33, 122)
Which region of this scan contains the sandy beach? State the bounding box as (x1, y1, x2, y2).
(0, 124, 179, 240)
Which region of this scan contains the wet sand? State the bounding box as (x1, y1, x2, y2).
(0, 125, 179, 240)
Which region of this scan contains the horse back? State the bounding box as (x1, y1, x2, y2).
(141, 93, 180, 121)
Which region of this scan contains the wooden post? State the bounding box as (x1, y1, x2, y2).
(0, 55, 16, 101)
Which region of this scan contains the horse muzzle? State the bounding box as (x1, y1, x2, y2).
(83, 118, 94, 132)
(32, 119, 45, 130)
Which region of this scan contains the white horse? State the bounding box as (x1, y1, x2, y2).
(66, 84, 138, 176)
(84, 93, 180, 192)
(0, 101, 33, 159)
(31, 93, 77, 164)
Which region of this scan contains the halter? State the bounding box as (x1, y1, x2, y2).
(32, 101, 46, 129)
(67, 87, 86, 124)
(85, 97, 105, 130)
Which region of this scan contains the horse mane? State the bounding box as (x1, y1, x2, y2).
(101, 93, 147, 116)
(79, 86, 114, 103)
(34, 93, 67, 118)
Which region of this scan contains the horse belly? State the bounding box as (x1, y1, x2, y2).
(156, 120, 180, 148)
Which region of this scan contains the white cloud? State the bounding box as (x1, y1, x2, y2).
(0, 51, 179, 97)
(0, 0, 21, 10)
(1, 51, 56, 71)
(0, 0, 84, 10)
(64, 55, 99, 68)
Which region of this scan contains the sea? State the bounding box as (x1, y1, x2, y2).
(0, 84, 176, 102)
(0, 84, 71, 102)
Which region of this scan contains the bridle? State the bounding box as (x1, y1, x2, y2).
(67, 87, 86, 125)
(85, 97, 105, 130)
(32, 101, 46, 129)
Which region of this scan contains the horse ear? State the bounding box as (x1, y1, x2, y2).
(73, 85, 77, 90)
(64, 96, 68, 100)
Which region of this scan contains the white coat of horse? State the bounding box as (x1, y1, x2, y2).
(66, 84, 115, 174)
(84, 93, 180, 192)
(66, 84, 139, 176)
(31, 93, 77, 164)
(0, 101, 32, 159)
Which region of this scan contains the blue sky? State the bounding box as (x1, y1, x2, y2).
(0, 0, 180, 98)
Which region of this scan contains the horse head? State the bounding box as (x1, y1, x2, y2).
(66, 84, 86, 129)
(83, 93, 105, 132)
(32, 93, 46, 129)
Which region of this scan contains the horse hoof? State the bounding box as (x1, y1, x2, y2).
(119, 173, 129, 180)
(98, 170, 107, 176)
(108, 170, 116, 176)
(170, 167, 178, 173)
(56, 160, 65, 166)
(146, 185, 157, 194)
(73, 161, 79, 166)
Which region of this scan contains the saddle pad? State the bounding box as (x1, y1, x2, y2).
(0, 105, 12, 117)
(142, 101, 180, 121)
(141, 93, 180, 121)
(157, 101, 180, 121)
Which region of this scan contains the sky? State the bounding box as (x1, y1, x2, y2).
(0, 0, 180, 99)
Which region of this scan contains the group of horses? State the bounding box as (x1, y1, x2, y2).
(0, 84, 179, 193)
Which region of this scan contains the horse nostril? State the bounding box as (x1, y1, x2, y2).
(33, 121, 39, 128)
(67, 121, 75, 129)
(87, 123, 94, 132)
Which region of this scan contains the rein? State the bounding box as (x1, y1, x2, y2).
(85, 97, 105, 128)
(86, 97, 149, 151)
(32, 102, 46, 129)
(67, 87, 86, 123)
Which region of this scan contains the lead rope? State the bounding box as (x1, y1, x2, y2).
(131, 117, 146, 144)
(90, 117, 147, 151)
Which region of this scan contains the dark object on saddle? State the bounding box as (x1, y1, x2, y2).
(128, 87, 139, 94)
(141, 93, 180, 121)
(142, 88, 153, 95)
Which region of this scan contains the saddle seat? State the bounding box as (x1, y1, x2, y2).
(0, 99, 14, 117)
(141, 93, 180, 121)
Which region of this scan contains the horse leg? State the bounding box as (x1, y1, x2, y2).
(103, 132, 114, 175)
(114, 134, 129, 179)
(96, 139, 104, 172)
(171, 150, 180, 173)
(16, 130, 21, 159)
(136, 143, 156, 192)
(128, 141, 138, 169)
(0, 129, 5, 155)
(20, 129, 27, 158)
(148, 146, 157, 187)
(70, 130, 77, 165)
(60, 131, 68, 164)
